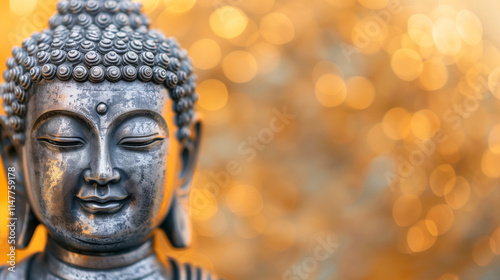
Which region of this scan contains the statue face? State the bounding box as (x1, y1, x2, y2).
(22, 80, 176, 253)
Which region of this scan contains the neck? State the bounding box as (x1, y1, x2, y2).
(32, 236, 170, 279)
(46, 237, 154, 269)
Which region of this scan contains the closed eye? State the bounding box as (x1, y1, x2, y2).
(37, 136, 86, 148)
(118, 134, 165, 148)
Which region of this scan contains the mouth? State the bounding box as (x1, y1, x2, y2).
(77, 195, 129, 214)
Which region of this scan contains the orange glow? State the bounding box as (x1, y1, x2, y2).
(1, 0, 500, 279)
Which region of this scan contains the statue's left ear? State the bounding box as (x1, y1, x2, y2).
(0, 116, 39, 248)
(160, 116, 202, 248)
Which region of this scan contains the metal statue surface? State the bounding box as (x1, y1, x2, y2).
(0, 0, 218, 279)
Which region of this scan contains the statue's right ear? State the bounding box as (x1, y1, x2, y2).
(0, 115, 38, 248)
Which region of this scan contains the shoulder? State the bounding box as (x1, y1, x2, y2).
(0, 253, 38, 280)
(168, 258, 224, 280)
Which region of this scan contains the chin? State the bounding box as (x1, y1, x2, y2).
(62, 231, 151, 254)
(47, 214, 155, 253)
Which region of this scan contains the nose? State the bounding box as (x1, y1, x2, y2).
(84, 143, 120, 185)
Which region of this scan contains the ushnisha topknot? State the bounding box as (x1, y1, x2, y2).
(1, 0, 198, 143)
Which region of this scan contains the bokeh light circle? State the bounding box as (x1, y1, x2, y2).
(222, 51, 258, 83)
(357, 0, 388, 10)
(426, 204, 454, 236)
(393, 195, 422, 227)
(164, 0, 196, 13)
(407, 220, 437, 252)
(10, 0, 37, 16)
(382, 108, 412, 140)
(391, 48, 423, 81)
(189, 38, 221, 70)
(260, 13, 295, 45)
(226, 183, 263, 216)
(242, 0, 275, 14)
(433, 17, 462, 55)
(345, 76, 375, 110)
(210, 6, 248, 39)
(315, 74, 347, 107)
(197, 79, 228, 111)
(410, 109, 441, 140)
(408, 14, 434, 48)
(456, 9, 483, 46)
(419, 61, 448, 91)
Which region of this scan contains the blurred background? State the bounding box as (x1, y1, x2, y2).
(2, 0, 500, 279)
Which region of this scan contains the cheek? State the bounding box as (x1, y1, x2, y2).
(31, 144, 88, 217)
(115, 145, 168, 212)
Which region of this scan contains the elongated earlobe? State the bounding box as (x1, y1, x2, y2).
(160, 118, 202, 248)
(161, 193, 192, 248)
(0, 116, 39, 248)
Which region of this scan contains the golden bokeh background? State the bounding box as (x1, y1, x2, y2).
(2, 0, 500, 279)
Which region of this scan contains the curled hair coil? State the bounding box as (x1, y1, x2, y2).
(96, 13, 112, 29)
(77, 13, 92, 27)
(103, 0, 119, 13)
(58, 0, 70, 14)
(113, 40, 128, 54)
(11, 101, 26, 116)
(165, 71, 178, 89)
(176, 127, 191, 141)
(26, 44, 38, 57)
(29, 67, 43, 83)
(62, 14, 75, 27)
(69, 0, 85, 14)
(105, 66, 121, 82)
(10, 66, 23, 83)
(129, 40, 143, 53)
(80, 40, 96, 53)
(6, 58, 17, 69)
(18, 74, 31, 91)
(57, 64, 73, 81)
(122, 65, 137, 81)
(51, 49, 67, 65)
(85, 0, 101, 15)
(3, 92, 15, 105)
(86, 31, 101, 42)
(72, 64, 89, 82)
(155, 53, 170, 69)
(41, 64, 57, 80)
(123, 51, 138, 65)
(98, 38, 113, 54)
(103, 51, 121, 66)
(84, 51, 102, 67)
(141, 51, 155, 66)
(89, 65, 105, 83)
(143, 39, 157, 53)
(9, 116, 24, 131)
(152, 66, 167, 84)
(67, 49, 83, 63)
(177, 70, 187, 86)
(137, 65, 153, 82)
(24, 57, 37, 71)
(167, 57, 180, 73)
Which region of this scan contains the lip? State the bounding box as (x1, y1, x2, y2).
(77, 195, 129, 214)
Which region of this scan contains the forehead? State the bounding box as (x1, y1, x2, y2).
(27, 80, 169, 130)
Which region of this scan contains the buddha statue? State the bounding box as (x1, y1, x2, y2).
(0, 0, 221, 279)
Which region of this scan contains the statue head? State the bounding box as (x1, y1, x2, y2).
(0, 0, 201, 254)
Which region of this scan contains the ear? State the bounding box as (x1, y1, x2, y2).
(160, 116, 202, 248)
(0, 116, 39, 248)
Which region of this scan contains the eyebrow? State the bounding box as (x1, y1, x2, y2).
(109, 110, 169, 138)
(47, 134, 86, 138)
(32, 109, 169, 135)
(32, 110, 96, 135)
(120, 133, 160, 138)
